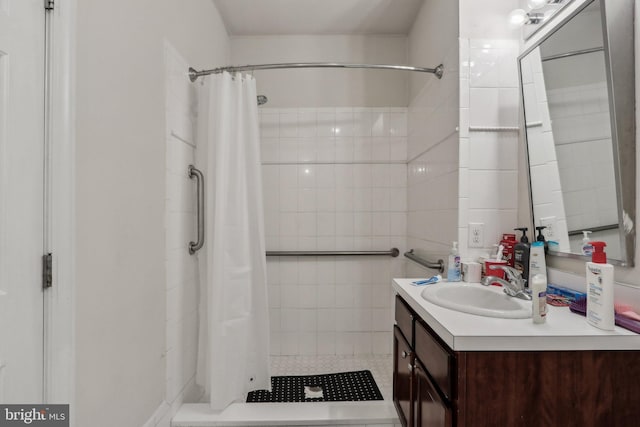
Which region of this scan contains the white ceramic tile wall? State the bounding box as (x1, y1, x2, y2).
(458, 39, 520, 260)
(548, 82, 617, 232)
(164, 43, 201, 410)
(261, 107, 407, 356)
(460, 0, 521, 40)
(520, 47, 571, 251)
(406, 132, 459, 277)
(405, 3, 460, 277)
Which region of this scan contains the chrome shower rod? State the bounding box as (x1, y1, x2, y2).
(188, 62, 444, 82)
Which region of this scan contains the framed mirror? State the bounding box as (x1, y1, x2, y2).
(518, 0, 635, 266)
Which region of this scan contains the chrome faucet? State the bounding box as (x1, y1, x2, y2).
(481, 265, 532, 301)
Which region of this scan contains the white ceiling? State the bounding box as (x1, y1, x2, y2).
(213, 0, 425, 36)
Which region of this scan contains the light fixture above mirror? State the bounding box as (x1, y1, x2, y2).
(508, 0, 576, 39)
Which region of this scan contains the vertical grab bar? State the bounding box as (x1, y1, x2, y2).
(188, 165, 204, 255)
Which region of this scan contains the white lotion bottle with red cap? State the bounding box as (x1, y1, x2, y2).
(586, 241, 615, 330)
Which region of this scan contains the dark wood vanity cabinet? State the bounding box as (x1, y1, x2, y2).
(393, 295, 640, 427)
(393, 296, 452, 427)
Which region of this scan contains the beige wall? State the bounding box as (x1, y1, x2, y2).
(408, 0, 459, 104)
(230, 35, 408, 107)
(74, 1, 229, 426)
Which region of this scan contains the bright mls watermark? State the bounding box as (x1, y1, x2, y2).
(0, 405, 68, 426)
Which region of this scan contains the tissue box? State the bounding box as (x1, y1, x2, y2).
(484, 260, 507, 280)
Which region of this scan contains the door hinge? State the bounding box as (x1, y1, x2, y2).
(43, 253, 53, 289)
(45, 0, 54, 11)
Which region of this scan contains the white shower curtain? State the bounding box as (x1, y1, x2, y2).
(196, 72, 271, 410)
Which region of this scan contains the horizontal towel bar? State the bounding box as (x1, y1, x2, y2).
(266, 248, 400, 257)
(404, 249, 444, 273)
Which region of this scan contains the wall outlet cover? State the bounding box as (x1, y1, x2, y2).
(468, 222, 484, 248)
(540, 216, 557, 240)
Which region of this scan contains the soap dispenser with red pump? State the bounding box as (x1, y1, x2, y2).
(586, 241, 615, 330)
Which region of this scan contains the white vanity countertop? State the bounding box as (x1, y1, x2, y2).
(393, 278, 640, 352)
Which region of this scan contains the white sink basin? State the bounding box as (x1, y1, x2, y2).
(421, 283, 532, 319)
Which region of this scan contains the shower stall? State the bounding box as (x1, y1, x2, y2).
(187, 55, 443, 398)
(167, 13, 461, 422)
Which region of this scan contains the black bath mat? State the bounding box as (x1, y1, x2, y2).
(246, 370, 383, 402)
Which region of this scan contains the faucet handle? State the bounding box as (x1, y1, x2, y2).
(489, 265, 522, 282)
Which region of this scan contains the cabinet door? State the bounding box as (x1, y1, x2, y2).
(414, 359, 452, 427)
(393, 326, 413, 427)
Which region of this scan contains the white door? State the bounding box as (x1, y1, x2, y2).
(0, 0, 46, 402)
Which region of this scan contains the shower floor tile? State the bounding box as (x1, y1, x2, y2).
(270, 355, 393, 401)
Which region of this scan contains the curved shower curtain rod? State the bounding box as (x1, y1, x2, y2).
(188, 62, 444, 82)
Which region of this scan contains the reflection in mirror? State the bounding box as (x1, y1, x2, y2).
(519, 0, 635, 266)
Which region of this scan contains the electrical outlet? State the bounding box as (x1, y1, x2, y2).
(540, 216, 556, 240)
(468, 222, 484, 248)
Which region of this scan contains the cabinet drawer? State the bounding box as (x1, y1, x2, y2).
(395, 296, 414, 346)
(414, 319, 454, 401)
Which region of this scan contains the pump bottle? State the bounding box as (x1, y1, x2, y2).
(513, 227, 531, 289)
(447, 241, 461, 282)
(535, 226, 548, 253)
(586, 241, 615, 330)
(581, 231, 593, 256)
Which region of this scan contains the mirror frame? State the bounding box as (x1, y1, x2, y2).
(518, 0, 636, 267)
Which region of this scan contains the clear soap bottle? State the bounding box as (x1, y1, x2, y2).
(581, 231, 593, 256)
(447, 241, 461, 282)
